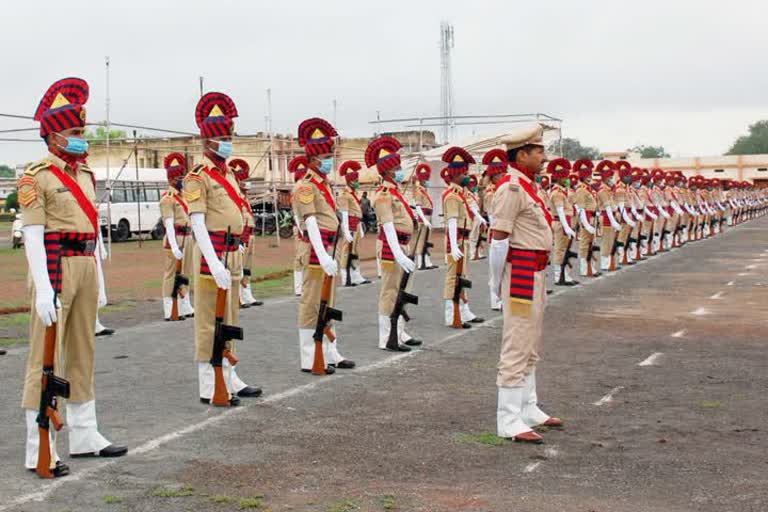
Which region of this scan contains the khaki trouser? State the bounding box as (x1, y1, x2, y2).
(653, 216, 665, 241)
(294, 239, 310, 272)
(298, 254, 339, 329)
(22, 256, 98, 410)
(469, 220, 481, 256)
(618, 220, 632, 246)
(552, 221, 569, 266)
(497, 264, 546, 387)
(377, 239, 414, 315)
(601, 223, 617, 258)
(182, 235, 194, 291)
(578, 229, 594, 259)
(339, 229, 361, 279)
(443, 238, 470, 300)
(162, 234, 192, 297)
(241, 234, 256, 287)
(414, 223, 430, 259)
(193, 246, 243, 362)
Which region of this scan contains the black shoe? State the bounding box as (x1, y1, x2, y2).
(360, 279, 372, 284)
(301, 365, 336, 375)
(546, 289, 553, 295)
(164, 317, 185, 322)
(184, 313, 195, 318)
(240, 303, 251, 309)
(0, 349, 6, 355)
(404, 339, 422, 347)
(428, 265, 439, 270)
(469, 317, 485, 323)
(251, 301, 264, 306)
(461, 322, 472, 329)
(29, 461, 70, 477)
(344, 282, 357, 287)
(71, 444, 128, 458)
(336, 359, 356, 369)
(236, 386, 263, 398)
(200, 396, 241, 407)
(386, 344, 411, 352)
(95, 328, 115, 337)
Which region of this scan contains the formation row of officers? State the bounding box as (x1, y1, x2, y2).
(16, 77, 767, 478)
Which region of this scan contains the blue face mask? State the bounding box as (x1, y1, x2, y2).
(62, 137, 89, 155)
(213, 141, 233, 159)
(318, 158, 333, 174)
(423, 181, 430, 188)
(394, 169, 406, 183)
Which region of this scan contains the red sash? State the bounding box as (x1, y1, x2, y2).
(419, 186, 434, 209)
(388, 187, 416, 222)
(48, 165, 98, 235)
(349, 189, 362, 207)
(202, 167, 250, 212)
(310, 177, 336, 211)
(171, 193, 189, 214)
(442, 187, 475, 220)
(495, 174, 552, 227)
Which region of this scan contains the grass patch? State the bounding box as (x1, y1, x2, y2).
(143, 279, 163, 288)
(239, 497, 263, 509)
(454, 432, 509, 447)
(699, 400, 722, 408)
(103, 495, 124, 504)
(0, 337, 26, 347)
(152, 484, 195, 498)
(0, 312, 29, 329)
(210, 495, 232, 504)
(327, 500, 359, 512)
(251, 276, 292, 298)
(381, 495, 398, 511)
(101, 301, 137, 314)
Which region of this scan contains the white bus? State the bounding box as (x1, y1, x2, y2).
(92, 167, 167, 242)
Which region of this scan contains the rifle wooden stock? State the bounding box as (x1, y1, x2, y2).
(36, 319, 69, 478)
(211, 287, 230, 407)
(170, 259, 183, 321)
(312, 225, 343, 376)
(386, 226, 421, 350)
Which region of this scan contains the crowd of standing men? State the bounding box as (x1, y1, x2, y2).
(15, 77, 768, 478)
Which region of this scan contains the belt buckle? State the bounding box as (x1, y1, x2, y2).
(84, 239, 96, 254)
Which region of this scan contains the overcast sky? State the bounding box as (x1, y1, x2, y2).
(2, 0, 766, 165)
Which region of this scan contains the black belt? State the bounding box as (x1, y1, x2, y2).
(59, 239, 96, 255)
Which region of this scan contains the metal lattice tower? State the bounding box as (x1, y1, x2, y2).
(440, 21, 455, 144)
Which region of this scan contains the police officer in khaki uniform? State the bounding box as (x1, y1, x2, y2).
(409, 163, 437, 270)
(160, 153, 195, 320)
(467, 175, 488, 260)
(293, 118, 354, 373)
(572, 160, 599, 277)
(288, 156, 311, 296)
(595, 161, 622, 272)
(365, 136, 420, 351)
(481, 149, 512, 308)
(20, 78, 127, 477)
(441, 147, 484, 328)
(546, 158, 578, 285)
(229, 159, 262, 308)
(182, 92, 261, 405)
(337, 160, 369, 287)
(489, 124, 562, 444)
(627, 168, 646, 261)
(613, 161, 637, 267)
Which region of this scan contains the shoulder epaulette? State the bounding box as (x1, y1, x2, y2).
(24, 160, 51, 176)
(79, 164, 93, 174)
(189, 164, 205, 175)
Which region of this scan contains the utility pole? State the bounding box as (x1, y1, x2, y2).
(267, 88, 279, 247)
(105, 56, 113, 260)
(199, 76, 204, 98)
(440, 21, 455, 144)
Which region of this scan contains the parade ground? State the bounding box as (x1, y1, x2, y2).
(0, 218, 765, 512)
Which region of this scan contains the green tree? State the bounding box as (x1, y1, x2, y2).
(0, 164, 14, 178)
(547, 137, 601, 161)
(5, 191, 18, 212)
(84, 126, 127, 142)
(726, 120, 768, 155)
(630, 145, 670, 158)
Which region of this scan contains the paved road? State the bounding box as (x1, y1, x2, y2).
(1, 219, 766, 511)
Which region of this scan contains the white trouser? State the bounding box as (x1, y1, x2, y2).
(497, 386, 532, 438)
(293, 271, 303, 296)
(521, 370, 550, 427)
(67, 401, 111, 455)
(179, 294, 194, 316)
(25, 409, 59, 469)
(198, 360, 247, 399)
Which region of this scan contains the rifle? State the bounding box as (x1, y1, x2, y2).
(420, 224, 435, 270)
(473, 215, 488, 260)
(344, 232, 358, 287)
(452, 219, 472, 328)
(36, 257, 70, 478)
(170, 226, 190, 321)
(311, 224, 343, 375)
(386, 223, 421, 351)
(210, 227, 243, 407)
(559, 223, 578, 284)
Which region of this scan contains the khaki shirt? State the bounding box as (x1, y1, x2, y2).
(336, 187, 363, 218)
(548, 184, 573, 218)
(650, 187, 665, 207)
(483, 183, 496, 214)
(292, 169, 339, 231)
(409, 182, 433, 210)
(182, 157, 245, 234)
(596, 185, 615, 212)
(614, 183, 629, 208)
(573, 182, 597, 212)
(374, 180, 414, 235)
(159, 187, 189, 225)
(442, 183, 473, 229)
(18, 152, 96, 233)
(490, 168, 553, 251)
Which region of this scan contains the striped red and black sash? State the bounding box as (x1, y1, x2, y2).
(200, 231, 241, 275)
(378, 230, 411, 261)
(506, 248, 549, 304)
(44, 232, 97, 293)
(348, 216, 360, 232)
(307, 229, 337, 265)
(164, 225, 190, 249)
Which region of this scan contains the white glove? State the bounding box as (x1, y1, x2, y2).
(341, 210, 354, 243)
(657, 204, 671, 219)
(238, 244, 245, 254)
(556, 206, 575, 237)
(488, 237, 507, 299)
(621, 207, 636, 227)
(190, 213, 231, 289)
(23, 225, 57, 326)
(644, 207, 658, 221)
(415, 205, 432, 229)
(579, 209, 596, 235)
(96, 243, 108, 308)
(383, 222, 415, 273)
(671, 201, 684, 216)
(98, 233, 108, 260)
(447, 217, 464, 261)
(164, 218, 183, 260)
(305, 215, 337, 276)
(473, 208, 487, 226)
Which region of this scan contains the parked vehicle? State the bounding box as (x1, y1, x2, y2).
(11, 211, 23, 249)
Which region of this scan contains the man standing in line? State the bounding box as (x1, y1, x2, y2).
(409, 163, 438, 270)
(289, 156, 311, 296)
(481, 149, 512, 308)
(489, 125, 562, 444)
(337, 160, 370, 287)
(572, 160, 599, 277)
(546, 158, 578, 286)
